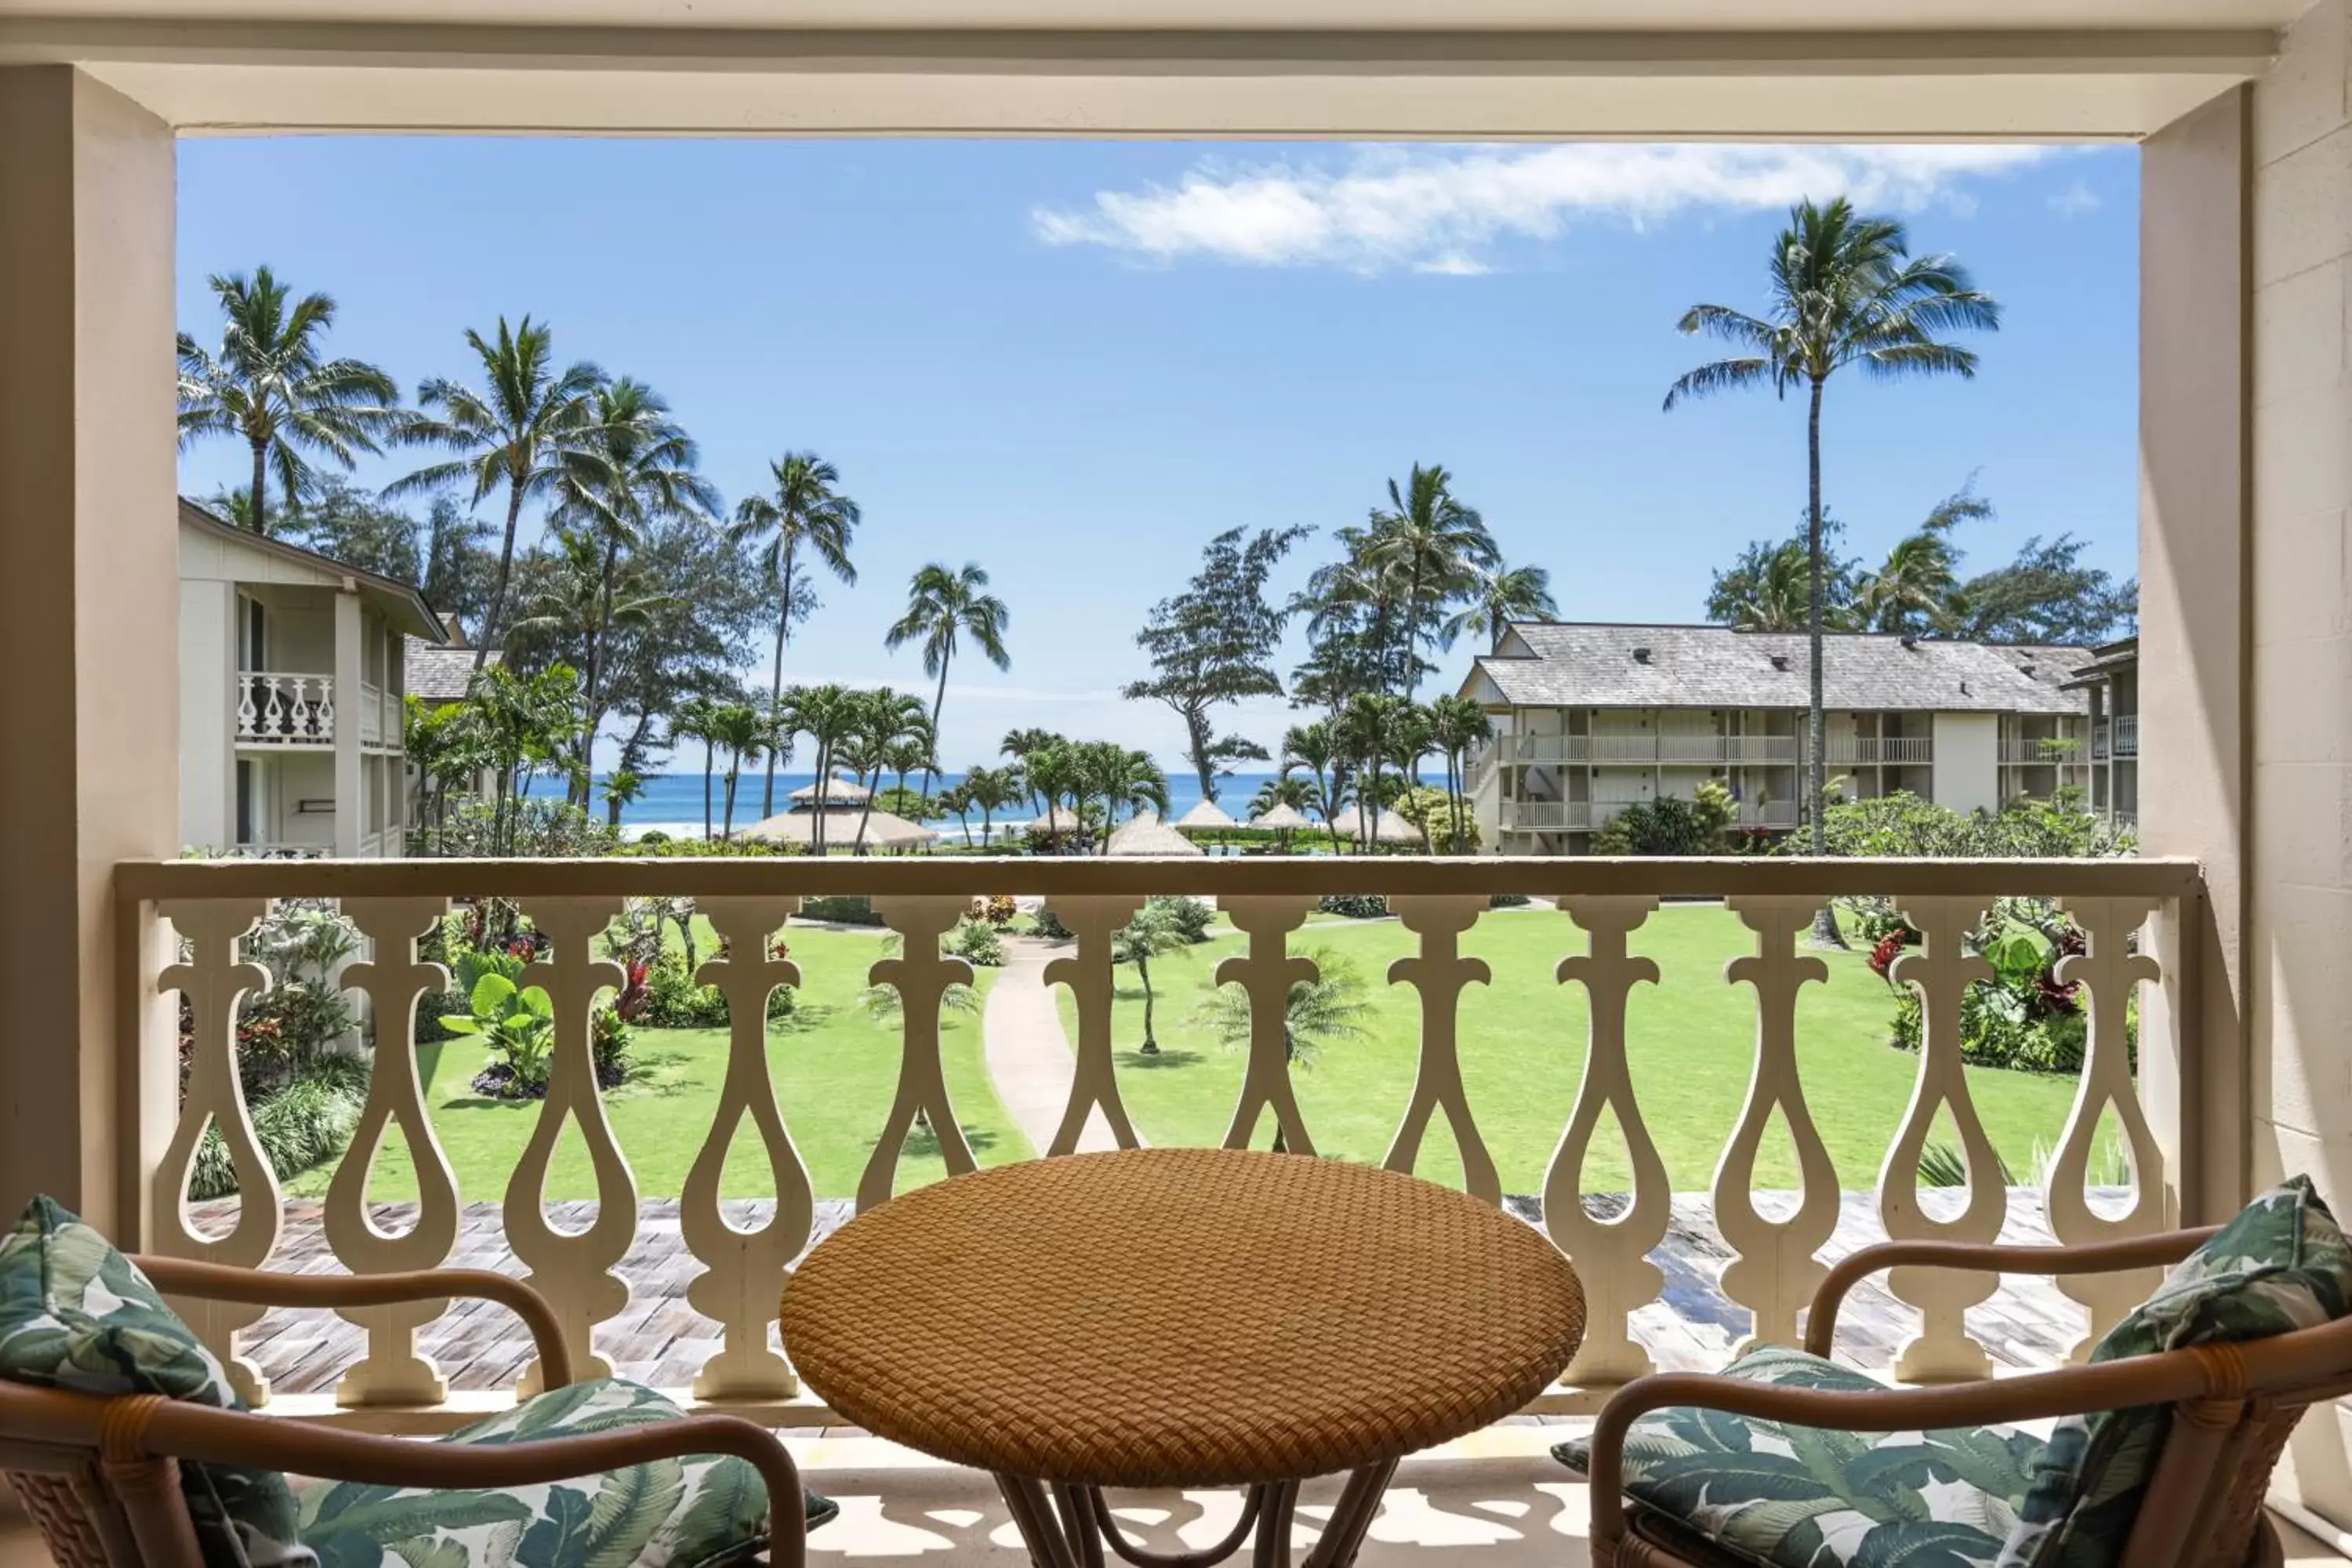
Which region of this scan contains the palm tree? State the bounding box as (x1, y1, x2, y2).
(1023, 744, 1083, 850)
(1111, 903, 1190, 1054)
(1000, 728, 1065, 815)
(1443, 561, 1559, 654)
(1850, 488, 1987, 633)
(176, 267, 400, 535)
(962, 763, 1022, 848)
(603, 768, 646, 831)
(1073, 742, 1169, 855)
(709, 702, 767, 840)
(938, 782, 976, 846)
(1361, 463, 1498, 698)
(555, 379, 717, 739)
(779, 683, 862, 855)
(670, 696, 723, 841)
(1426, 694, 1494, 854)
(1279, 720, 1351, 851)
(1334, 693, 1410, 849)
(1199, 946, 1374, 1150)
(1665, 196, 2000, 920)
(848, 688, 931, 851)
(506, 528, 676, 796)
(1719, 540, 1817, 632)
(390, 317, 604, 668)
(886, 563, 1011, 792)
(731, 453, 860, 818)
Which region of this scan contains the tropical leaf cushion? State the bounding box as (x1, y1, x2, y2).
(297, 1377, 838, 1568)
(1553, 1345, 2044, 1568)
(1999, 1175, 2352, 1568)
(0, 1195, 316, 1568)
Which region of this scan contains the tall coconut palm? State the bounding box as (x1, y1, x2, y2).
(1443, 561, 1559, 654)
(1279, 720, 1350, 851)
(1426, 694, 1494, 854)
(670, 695, 724, 841)
(390, 317, 604, 669)
(709, 702, 767, 840)
(779, 683, 862, 855)
(1334, 693, 1410, 849)
(555, 379, 718, 739)
(1666, 196, 2000, 930)
(1361, 464, 1498, 699)
(731, 452, 861, 818)
(886, 563, 1011, 790)
(176, 267, 400, 535)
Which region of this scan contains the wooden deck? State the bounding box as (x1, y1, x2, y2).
(201, 1185, 2107, 1399)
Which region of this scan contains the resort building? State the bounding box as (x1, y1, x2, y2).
(2064, 636, 2142, 830)
(1458, 622, 2095, 853)
(178, 499, 445, 858)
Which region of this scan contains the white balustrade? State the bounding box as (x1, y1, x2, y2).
(122, 854, 2197, 1430)
(234, 671, 335, 744)
(358, 680, 384, 745)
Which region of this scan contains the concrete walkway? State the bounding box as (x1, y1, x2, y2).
(983, 935, 1127, 1155)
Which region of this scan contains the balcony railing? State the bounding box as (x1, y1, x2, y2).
(359, 681, 385, 746)
(1479, 735, 1801, 768)
(2114, 715, 2139, 757)
(117, 853, 2199, 1431)
(1824, 736, 1933, 765)
(235, 672, 334, 745)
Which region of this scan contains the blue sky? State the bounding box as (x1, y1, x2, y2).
(176, 138, 2139, 772)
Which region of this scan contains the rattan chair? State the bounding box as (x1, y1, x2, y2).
(0, 1254, 812, 1568)
(1582, 1225, 2352, 1568)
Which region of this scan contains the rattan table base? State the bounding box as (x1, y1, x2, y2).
(996, 1464, 1400, 1568)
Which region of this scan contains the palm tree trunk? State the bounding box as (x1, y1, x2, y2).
(476, 479, 528, 672)
(724, 760, 740, 840)
(249, 439, 270, 535)
(1805, 375, 1846, 949)
(702, 741, 715, 841)
(761, 551, 795, 819)
(1139, 956, 1158, 1054)
(923, 658, 950, 798)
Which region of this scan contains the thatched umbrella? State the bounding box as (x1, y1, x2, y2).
(1174, 799, 1240, 833)
(791, 775, 871, 806)
(741, 806, 936, 852)
(1108, 811, 1204, 858)
(1023, 804, 1087, 844)
(1246, 802, 1315, 833)
(1338, 802, 1423, 848)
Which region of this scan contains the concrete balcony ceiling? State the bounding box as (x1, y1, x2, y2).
(0, 0, 2283, 137)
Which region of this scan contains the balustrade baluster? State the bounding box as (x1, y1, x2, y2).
(858, 895, 978, 1212)
(682, 897, 810, 1399)
(1384, 895, 1498, 1203)
(325, 898, 459, 1406)
(260, 677, 285, 741)
(1039, 895, 1148, 1156)
(153, 898, 280, 1406)
(287, 678, 311, 740)
(1877, 897, 2003, 1381)
(505, 898, 635, 1394)
(235, 676, 258, 741)
(1545, 896, 1668, 1385)
(1715, 896, 1840, 1352)
(313, 677, 334, 739)
(2045, 896, 2166, 1359)
(1216, 895, 1318, 1154)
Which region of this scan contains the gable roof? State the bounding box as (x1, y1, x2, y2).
(405, 637, 499, 703)
(1467, 622, 2092, 716)
(179, 499, 448, 643)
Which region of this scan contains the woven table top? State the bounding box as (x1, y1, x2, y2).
(779, 1147, 1585, 1487)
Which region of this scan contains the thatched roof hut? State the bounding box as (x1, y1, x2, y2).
(1173, 799, 1240, 833)
(1338, 803, 1423, 847)
(740, 806, 935, 851)
(1107, 811, 1204, 858)
(790, 775, 871, 805)
(1247, 801, 1316, 833)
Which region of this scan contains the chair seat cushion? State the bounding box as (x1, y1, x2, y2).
(297, 1377, 837, 1568)
(0, 1196, 314, 1567)
(2002, 1175, 2352, 1568)
(1554, 1345, 2045, 1568)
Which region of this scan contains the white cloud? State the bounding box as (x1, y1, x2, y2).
(1033, 143, 2048, 274)
(2049, 179, 2103, 217)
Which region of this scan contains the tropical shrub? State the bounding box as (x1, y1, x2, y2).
(1592, 784, 1737, 856)
(1393, 784, 1479, 853)
(1882, 913, 2114, 1075)
(972, 894, 1019, 927)
(1489, 892, 1532, 909)
(1029, 907, 1075, 941)
(412, 986, 472, 1043)
(801, 895, 886, 927)
(445, 971, 558, 1098)
(590, 1005, 633, 1086)
(1147, 895, 1215, 944)
(643, 953, 731, 1029)
(412, 798, 619, 859)
(187, 1054, 370, 1200)
(946, 917, 1005, 967)
(1317, 894, 1390, 920)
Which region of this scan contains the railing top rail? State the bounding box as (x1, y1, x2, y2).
(116, 853, 2202, 902)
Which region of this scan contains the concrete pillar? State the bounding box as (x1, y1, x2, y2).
(333, 590, 363, 856)
(0, 67, 179, 1236)
(2139, 85, 2252, 1235)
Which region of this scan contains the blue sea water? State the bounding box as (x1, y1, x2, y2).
(529, 768, 1286, 835)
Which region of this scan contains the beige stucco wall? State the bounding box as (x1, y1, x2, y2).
(179, 577, 235, 849)
(1929, 711, 2002, 814)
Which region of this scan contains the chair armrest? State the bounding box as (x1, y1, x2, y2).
(1585, 1350, 2225, 1548)
(122, 1396, 809, 1568)
(1802, 1228, 2217, 1356)
(129, 1256, 572, 1391)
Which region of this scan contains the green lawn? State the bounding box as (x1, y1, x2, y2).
(1052, 904, 2082, 1195)
(289, 924, 1030, 1203)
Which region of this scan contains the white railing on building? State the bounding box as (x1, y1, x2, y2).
(1826, 737, 1934, 765)
(1737, 802, 1800, 829)
(118, 853, 2199, 1428)
(1487, 735, 1802, 768)
(2114, 716, 2139, 758)
(2092, 722, 2112, 761)
(234, 673, 334, 746)
(1502, 800, 1592, 831)
(359, 681, 384, 746)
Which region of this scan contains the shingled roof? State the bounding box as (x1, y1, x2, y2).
(405, 637, 498, 704)
(1465, 623, 2093, 716)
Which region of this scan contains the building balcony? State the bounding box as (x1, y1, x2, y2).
(2114, 714, 2139, 757)
(1482, 735, 1801, 768)
(235, 670, 336, 746)
(118, 849, 2201, 1522)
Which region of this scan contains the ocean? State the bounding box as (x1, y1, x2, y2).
(528, 768, 1287, 839)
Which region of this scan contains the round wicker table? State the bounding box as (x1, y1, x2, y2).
(779, 1147, 1586, 1568)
